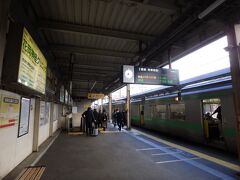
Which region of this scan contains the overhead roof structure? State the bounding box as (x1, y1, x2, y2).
(22, 0, 240, 100)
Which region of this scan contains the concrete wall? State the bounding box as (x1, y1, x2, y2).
(0, 90, 35, 179)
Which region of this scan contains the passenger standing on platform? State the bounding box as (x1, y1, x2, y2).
(102, 109, 108, 130)
(112, 109, 117, 127)
(211, 106, 222, 122)
(93, 109, 99, 128)
(122, 110, 127, 127)
(82, 107, 95, 136)
(116, 109, 123, 131)
(211, 105, 223, 139)
(98, 110, 103, 128)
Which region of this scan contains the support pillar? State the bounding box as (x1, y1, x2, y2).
(0, 0, 11, 83)
(49, 102, 54, 137)
(126, 84, 131, 129)
(227, 24, 240, 159)
(33, 98, 40, 152)
(108, 94, 112, 122)
(100, 99, 103, 112)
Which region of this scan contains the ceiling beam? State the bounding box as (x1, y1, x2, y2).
(55, 57, 130, 64)
(58, 63, 121, 71)
(50, 44, 136, 58)
(39, 20, 155, 42)
(61, 67, 119, 73)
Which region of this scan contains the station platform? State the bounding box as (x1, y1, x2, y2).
(4, 125, 240, 180)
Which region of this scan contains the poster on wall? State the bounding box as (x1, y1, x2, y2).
(39, 101, 46, 126)
(45, 102, 50, 123)
(18, 97, 30, 137)
(72, 107, 77, 113)
(18, 28, 47, 94)
(65, 90, 68, 104)
(53, 104, 58, 121)
(60, 85, 64, 103)
(0, 93, 20, 128)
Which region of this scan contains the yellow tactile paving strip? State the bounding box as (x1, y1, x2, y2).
(132, 128, 240, 172)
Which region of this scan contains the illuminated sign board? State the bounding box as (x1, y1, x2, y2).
(122, 65, 179, 86)
(18, 28, 47, 94)
(88, 93, 105, 100)
(135, 67, 179, 85)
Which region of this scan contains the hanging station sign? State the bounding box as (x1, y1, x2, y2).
(88, 93, 105, 100)
(18, 28, 47, 94)
(122, 65, 179, 86)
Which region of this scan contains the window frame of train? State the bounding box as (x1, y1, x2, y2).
(169, 103, 186, 121)
(155, 104, 168, 120)
(201, 98, 223, 141)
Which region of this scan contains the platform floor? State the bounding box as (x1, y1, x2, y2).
(35, 127, 239, 180)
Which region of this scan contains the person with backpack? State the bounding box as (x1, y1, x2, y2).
(82, 107, 95, 136)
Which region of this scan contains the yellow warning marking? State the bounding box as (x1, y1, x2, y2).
(68, 132, 84, 135)
(100, 130, 122, 134)
(132, 128, 240, 172)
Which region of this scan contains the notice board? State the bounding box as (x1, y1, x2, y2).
(18, 97, 30, 137)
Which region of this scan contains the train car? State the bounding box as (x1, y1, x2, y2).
(110, 70, 237, 153)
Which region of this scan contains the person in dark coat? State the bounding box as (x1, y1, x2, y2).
(93, 109, 99, 128)
(116, 109, 123, 131)
(102, 109, 108, 130)
(212, 106, 222, 122)
(82, 107, 95, 136)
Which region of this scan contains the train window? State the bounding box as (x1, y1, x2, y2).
(170, 104, 185, 120)
(202, 98, 221, 119)
(156, 105, 167, 119)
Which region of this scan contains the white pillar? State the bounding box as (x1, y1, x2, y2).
(126, 84, 131, 129)
(49, 102, 54, 137)
(33, 98, 40, 152)
(108, 93, 112, 122)
(100, 99, 103, 112)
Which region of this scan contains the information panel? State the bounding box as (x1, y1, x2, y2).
(18, 98, 30, 137)
(134, 67, 179, 86)
(18, 28, 47, 94)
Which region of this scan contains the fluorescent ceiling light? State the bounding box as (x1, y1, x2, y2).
(198, 0, 226, 19)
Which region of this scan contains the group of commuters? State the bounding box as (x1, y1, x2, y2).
(82, 107, 108, 136)
(112, 109, 127, 131)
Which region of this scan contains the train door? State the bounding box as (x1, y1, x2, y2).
(139, 104, 144, 126)
(202, 98, 223, 142)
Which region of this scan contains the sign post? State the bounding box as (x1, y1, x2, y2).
(126, 84, 131, 129)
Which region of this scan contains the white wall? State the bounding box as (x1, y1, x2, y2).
(0, 90, 35, 179)
(52, 103, 59, 133)
(72, 113, 81, 127)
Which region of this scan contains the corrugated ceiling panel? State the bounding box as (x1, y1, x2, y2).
(32, 0, 175, 36)
(43, 30, 139, 53)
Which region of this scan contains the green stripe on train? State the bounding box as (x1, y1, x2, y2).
(223, 128, 237, 137)
(131, 116, 237, 137)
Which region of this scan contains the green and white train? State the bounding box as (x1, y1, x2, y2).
(109, 69, 237, 153)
